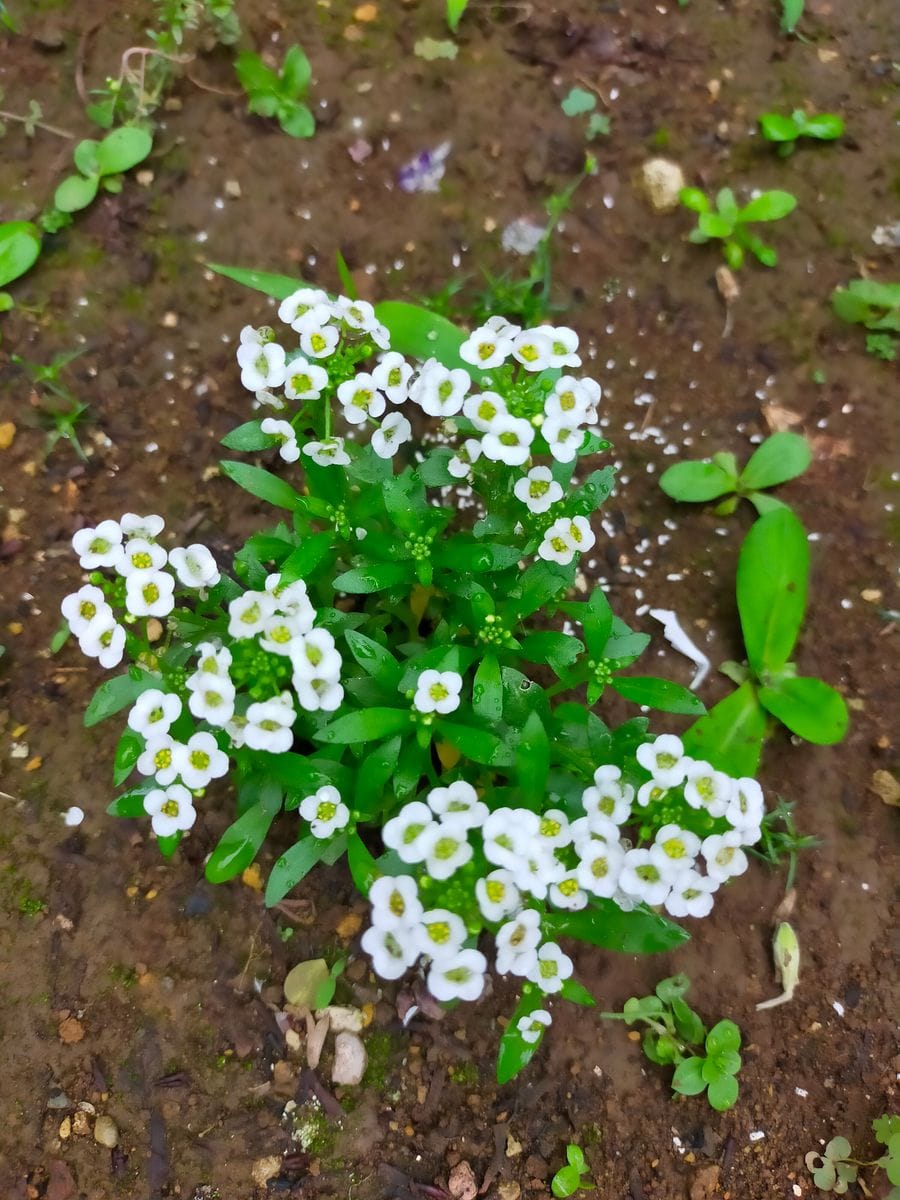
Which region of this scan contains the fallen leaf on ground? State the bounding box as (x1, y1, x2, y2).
(869, 770, 900, 807)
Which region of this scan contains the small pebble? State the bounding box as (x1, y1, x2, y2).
(93, 1114, 119, 1148)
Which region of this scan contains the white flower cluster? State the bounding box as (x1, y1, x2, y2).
(62, 513, 220, 669)
(361, 735, 765, 1002)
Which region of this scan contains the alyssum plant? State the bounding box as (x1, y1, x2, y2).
(62, 283, 772, 1082)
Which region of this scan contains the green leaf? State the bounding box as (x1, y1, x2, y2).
(344, 631, 401, 687)
(699, 212, 734, 239)
(235, 49, 279, 96)
(682, 681, 766, 776)
(281, 45, 312, 96)
(354, 735, 402, 819)
(446, 0, 470, 31)
(54, 173, 100, 213)
(219, 460, 303, 511)
(739, 432, 811, 490)
(315, 707, 410, 745)
(333, 562, 412, 594)
(95, 125, 152, 175)
(334, 249, 357, 299)
(73, 138, 101, 176)
(472, 654, 503, 722)
(660, 459, 737, 502)
(561, 87, 596, 117)
(802, 113, 844, 140)
(279, 532, 334, 586)
(373, 300, 468, 374)
(265, 835, 324, 906)
(517, 711, 550, 804)
(278, 103, 316, 139)
(0, 221, 41, 289)
(739, 190, 797, 223)
(552, 1166, 583, 1198)
(705, 1019, 741, 1056)
(758, 676, 848, 744)
(221, 419, 278, 451)
(737, 508, 809, 674)
(251, 750, 337, 794)
(779, 0, 804, 33)
(759, 112, 800, 142)
(544, 903, 690, 955)
(106, 784, 152, 817)
(671, 1056, 708, 1096)
(113, 729, 143, 786)
(610, 676, 705, 716)
(655, 974, 691, 1003)
(679, 187, 710, 214)
(438, 721, 515, 767)
(207, 262, 305, 300)
(347, 831, 379, 895)
(706, 1072, 739, 1111)
(747, 491, 789, 517)
(157, 832, 183, 859)
(672, 998, 706, 1046)
(519, 631, 584, 675)
(560, 979, 595, 1007)
(496, 990, 544, 1084)
(205, 784, 282, 883)
(85, 670, 157, 727)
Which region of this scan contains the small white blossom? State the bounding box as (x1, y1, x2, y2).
(303, 438, 351, 467)
(293, 674, 344, 712)
(277, 287, 333, 330)
(77, 611, 126, 669)
(137, 733, 182, 786)
(413, 669, 463, 715)
(427, 949, 487, 1003)
(462, 390, 508, 431)
(545, 376, 599, 424)
(475, 868, 521, 922)
(636, 734, 691, 788)
(299, 785, 350, 838)
(61, 585, 110, 636)
(410, 359, 470, 417)
(725, 777, 765, 842)
(227, 590, 277, 638)
(169, 544, 220, 589)
(237, 339, 287, 392)
(282, 358, 329, 403)
(514, 466, 563, 514)
(636, 780, 669, 808)
(549, 874, 589, 910)
(117, 537, 167, 577)
(125, 571, 175, 618)
(127, 689, 182, 738)
(536, 809, 572, 849)
(259, 613, 304, 657)
(416, 908, 467, 962)
(180, 731, 229, 790)
(382, 801, 436, 863)
(684, 760, 733, 818)
(194, 642, 233, 676)
(120, 513, 165, 540)
(261, 417, 301, 463)
(337, 373, 386, 425)
(447, 438, 483, 479)
(144, 784, 196, 838)
(664, 869, 719, 918)
(187, 676, 235, 725)
(575, 839, 624, 898)
(702, 832, 749, 882)
(483, 807, 539, 869)
(290, 629, 342, 680)
(653, 823, 702, 873)
(481, 414, 535, 466)
(420, 821, 473, 880)
(618, 848, 671, 907)
(495, 909, 542, 975)
(372, 351, 413, 404)
(542, 416, 585, 464)
(517, 1009, 552, 1044)
(299, 324, 340, 359)
(582, 774, 633, 826)
(459, 325, 513, 369)
(244, 692, 296, 753)
(511, 328, 554, 371)
(369, 875, 424, 931)
(538, 517, 578, 565)
(361, 925, 418, 980)
(372, 411, 412, 459)
(72, 519, 123, 569)
(544, 326, 581, 368)
(425, 780, 488, 828)
(527, 941, 573, 994)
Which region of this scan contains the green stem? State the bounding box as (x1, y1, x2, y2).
(0, 109, 74, 139)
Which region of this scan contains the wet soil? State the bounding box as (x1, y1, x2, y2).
(0, 0, 898, 1197)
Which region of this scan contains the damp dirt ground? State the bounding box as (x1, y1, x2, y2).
(0, 1, 898, 1197)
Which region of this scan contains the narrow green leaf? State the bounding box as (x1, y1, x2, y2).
(446, 0, 470, 32)
(520, 631, 585, 675)
(737, 508, 809, 673)
(279, 532, 334, 586)
(739, 432, 811, 490)
(517, 711, 550, 804)
(333, 562, 412, 594)
(610, 675, 705, 716)
(219, 460, 303, 511)
(779, 0, 804, 33)
(221, 419, 277, 451)
(758, 676, 848, 744)
(372, 300, 468, 374)
(205, 784, 282, 883)
(265, 835, 324, 906)
(335, 249, 357, 299)
(560, 979, 595, 1007)
(106, 784, 152, 817)
(347, 831, 379, 895)
(85, 671, 157, 727)
(682, 681, 766, 776)
(354, 735, 403, 818)
(438, 721, 515, 767)
(315, 707, 410, 745)
(113, 729, 143, 786)
(544, 903, 690, 955)
(496, 990, 544, 1084)
(280, 44, 312, 96)
(472, 654, 503, 722)
(207, 261, 305, 300)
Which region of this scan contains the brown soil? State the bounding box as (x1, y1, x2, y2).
(0, 1, 898, 1198)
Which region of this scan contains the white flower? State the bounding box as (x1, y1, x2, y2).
(335, 296, 379, 332)
(370, 875, 424, 931)
(290, 629, 342, 680)
(483, 807, 539, 869)
(144, 783, 196, 838)
(117, 538, 168, 577)
(77, 611, 126, 669)
(225, 714, 248, 747)
(410, 359, 470, 418)
(413, 669, 463, 715)
(127, 689, 182, 738)
(120, 513, 165, 541)
(299, 785, 350, 838)
(337, 373, 386, 425)
(420, 821, 473, 880)
(538, 517, 577, 565)
(259, 613, 304, 657)
(227, 590, 277, 638)
(511, 328, 554, 371)
(544, 326, 581, 368)
(237, 340, 287, 392)
(125, 571, 175, 618)
(549, 874, 589, 910)
(545, 377, 599, 424)
(527, 942, 573, 994)
(382, 801, 436, 864)
(542, 417, 585, 464)
(240, 323, 271, 346)
(582, 776, 633, 826)
(267, 579, 316, 632)
(512, 847, 565, 901)
(664, 868, 719, 919)
(445, 438, 481, 480)
(293, 674, 344, 712)
(725, 777, 765, 841)
(514, 466, 563, 514)
(372, 411, 412, 459)
(284, 357, 330, 400)
(137, 734, 182, 786)
(427, 949, 487, 1003)
(636, 780, 669, 808)
(372, 351, 413, 403)
(168, 544, 220, 589)
(61, 585, 110, 636)
(244, 692, 296, 753)
(481, 414, 535, 466)
(277, 287, 333, 330)
(517, 1009, 552, 1044)
(684, 760, 733, 818)
(475, 869, 521, 922)
(361, 925, 418, 980)
(261, 417, 301, 463)
(426, 780, 487, 828)
(653, 823, 701, 873)
(180, 731, 229, 790)
(618, 848, 671, 907)
(495, 909, 542, 975)
(187, 676, 235, 726)
(72, 519, 123, 569)
(575, 839, 624, 898)
(416, 908, 467, 962)
(636, 735, 691, 788)
(537, 809, 572, 849)
(702, 832, 749, 882)
(303, 438, 351, 467)
(194, 642, 232, 676)
(299, 324, 340, 359)
(459, 325, 513, 369)
(462, 390, 508, 431)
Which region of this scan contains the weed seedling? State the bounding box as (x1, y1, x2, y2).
(13, 348, 92, 460)
(49, 127, 153, 226)
(660, 431, 811, 517)
(750, 799, 818, 891)
(235, 46, 315, 138)
(679, 186, 797, 269)
(806, 1116, 900, 1196)
(759, 109, 844, 155)
(446, 0, 470, 31)
(778, 0, 804, 33)
(552, 1145, 594, 1198)
(0, 222, 41, 312)
(602, 975, 743, 1111)
(561, 87, 611, 140)
(831, 279, 899, 363)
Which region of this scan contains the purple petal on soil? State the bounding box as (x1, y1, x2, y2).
(348, 138, 373, 164)
(397, 141, 451, 193)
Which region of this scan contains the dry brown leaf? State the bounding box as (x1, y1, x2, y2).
(762, 403, 803, 432)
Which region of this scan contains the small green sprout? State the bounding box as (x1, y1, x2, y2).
(0, 221, 41, 312)
(12, 348, 92, 460)
(750, 798, 819, 891)
(806, 1117, 900, 1196)
(679, 185, 797, 269)
(659, 432, 811, 517)
(446, 0, 470, 31)
(551, 1144, 594, 1198)
(832, 279, 899, 363)
(52, 126, 153, 219)
(756, 921, 800, 1010)
(759, 109, 844, 155)
(778, 0, 804, 33)
(601, 975, 743, 1112)
(235, 46, 315, 139)
(561, 87, 611, 140)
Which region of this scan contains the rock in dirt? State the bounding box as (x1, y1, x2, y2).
(448, 1161, 478, 1200)
(497, 1185, 521, 1200)
(284, 958, 330, 1008)
(58, 1015, 84, 1044)
(331, 1031, 367, 1086)
(690, 1163, 721, 1200)
(870, 770, 900, 807)
(0, 422, 17, 450)
(640, 158, 686, 212)
(46, 1160, 77, 1200)
(319, 1005, 364, 1033)
(93, 1114, 119, 1148)
(251, 1156, 282, 1187)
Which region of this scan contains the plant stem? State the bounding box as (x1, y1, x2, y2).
(0, 109, 74, 139)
